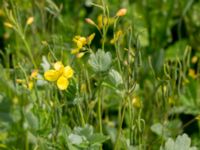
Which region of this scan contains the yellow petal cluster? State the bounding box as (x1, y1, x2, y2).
(16, 69, 38, 91)
(71, 33, 95, 58)
(97, 14, 115, 29)
(44, 61, 74, 90)
(132, 96, 141, 108)
(26, 16, 34, 25)
(110, 30, 123, 44)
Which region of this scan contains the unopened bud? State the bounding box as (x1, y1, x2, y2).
(26, 16, 34, 25)
(116, 8, 127, 17)
(85, 18, 95, 25)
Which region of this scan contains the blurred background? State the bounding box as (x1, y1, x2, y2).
(0, 0, 200, 149)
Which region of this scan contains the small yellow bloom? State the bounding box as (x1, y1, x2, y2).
(132, 96, 141, 108)
(76, 52, 85, 58)
(73, 36, 87, 49)
(4, 22, 13, 28)
(195, 115, 200, 120)
(30, 69, 38, 79)
(16, 79, 25, 84)
(87, 33, 95, 45)
(26, 16, 34, 25)
(28, 81, 34, 90)
(0, 9, 4, 16)
(110, 30, 123, 44)
(71, 48, 80, 54)
(188, 69, 196, 79)
(71, 34, 95, 57)
(97, 14, 114, 28)
(116, 8, 127, 17)
(168, 96, 175, 105)
(191, 56, 198, 64)
(44, 61, 74, 90)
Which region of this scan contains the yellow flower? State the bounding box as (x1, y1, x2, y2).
(87, 33, 95, 45)
(73, 36, 87, 49)
(26, 16, 34, 25)
(188, 69, 196, 79)
(4, 22, 13, 28)
(44, 61, 74, 90)
(97, 14, 114, 28)
(71, 33, 95, 58)
(110, 30, 123, 44)
(132, 96, 141, 108)
(30, 69, 38, 79)
(191, 56, 198, 64)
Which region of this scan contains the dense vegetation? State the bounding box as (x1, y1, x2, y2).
(0, 0, 200, 149)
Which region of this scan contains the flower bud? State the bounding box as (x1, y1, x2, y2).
(116, 8, 127, 17)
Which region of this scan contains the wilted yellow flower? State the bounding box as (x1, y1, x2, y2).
(30, 69, 38, 79)
(4, 22, 13, 28)
(76, 52, 85, 58)
(110, 30, 123, 44)
(28, 81, 34, 90)
(87, 33, 95, 45)
(195, 115, 200, 120)
(97, 14, 114, 28)
(116, 8, 127, 17)
(132, 96, 141, 108)
(81, 83, 87, 93)
(41, 40, 48, 46)
(188, 69, 196, 79)
(44, 61, 74, 90)
(168, 96, 175, 105)
(0, 9, 4, 16)
(26, 16, 34, 25)
(16, 79, 25, 84)
(191, 56, 198, 64)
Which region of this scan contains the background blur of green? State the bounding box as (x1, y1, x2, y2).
(0, 0, 200, 149)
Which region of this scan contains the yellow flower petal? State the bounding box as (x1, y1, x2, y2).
(76, 52, 85, 58)
(87, 33, 95, 45)
(44, 70, 60, 81)
(54, 61, 64, 71)
(57, 76, 69, 90)
(71, 48, 80, 54)
(77, 40, 83, 49)
(4, 22, 13, 28)
(26, 16, 34, 25)
(63, 66, 74, 78)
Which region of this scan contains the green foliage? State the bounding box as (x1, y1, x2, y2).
(160, 134, 197, 150)
(0, 0, 200, 149)
(88, 49, 112, 73)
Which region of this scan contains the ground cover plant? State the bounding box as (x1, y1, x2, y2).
(0, 0, 200, 149)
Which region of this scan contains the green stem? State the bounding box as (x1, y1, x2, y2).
(98, 89, 103, 134)
(114, 101, 126, 150)
(21, 36, 37, 68)
(78, 103, 85, 126)
(25, 130, 29, 150)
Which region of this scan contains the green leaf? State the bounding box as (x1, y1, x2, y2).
(74, 124, 93, 138)
(68, 134, 85, 145)
(25, 111, 39, 130)
(88, 133, 109, 145)
(165, 40, 187, 60)
(161, 134, 197, 150)
(108, 69, 123, 87)
(88, 49, 112, 73)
